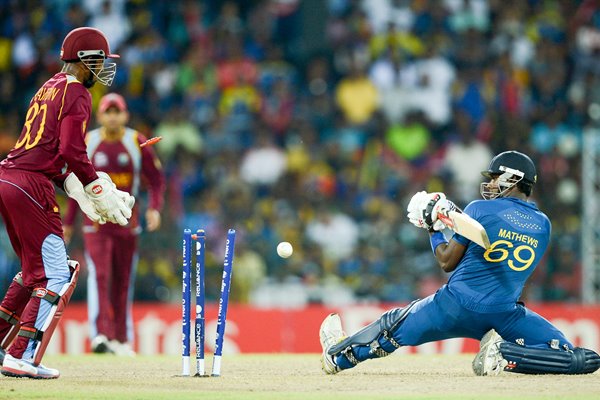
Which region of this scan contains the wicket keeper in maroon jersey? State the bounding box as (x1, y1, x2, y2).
(64, 93, 165, 355)
(0, 27, 134, 379)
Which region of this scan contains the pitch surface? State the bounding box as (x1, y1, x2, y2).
(1, 354, 599, 399)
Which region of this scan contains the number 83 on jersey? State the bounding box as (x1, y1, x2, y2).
(14, 102, 48, 150)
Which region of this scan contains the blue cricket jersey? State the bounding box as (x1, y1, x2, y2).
(447, 197, 551, 313)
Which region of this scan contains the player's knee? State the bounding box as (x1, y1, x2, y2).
(41, 234, 70, 279)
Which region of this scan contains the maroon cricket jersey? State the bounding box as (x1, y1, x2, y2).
(65, 127, 165, 234)
(0, 72, 97, 186)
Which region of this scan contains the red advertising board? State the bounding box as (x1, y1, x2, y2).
(45, 303, 600, 355)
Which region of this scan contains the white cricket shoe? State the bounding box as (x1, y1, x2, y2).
(472, 329, 508, 376)
(91, 334, 114, 354)
(319, 313, 346, 375)
(110, 340, 136, 357)
(1, 354, 59, 379)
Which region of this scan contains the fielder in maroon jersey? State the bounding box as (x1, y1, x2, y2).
(0, 27, 134, 379)
(64, 93, 165, 355)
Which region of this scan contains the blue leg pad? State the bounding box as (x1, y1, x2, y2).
(330, 300, 420, 370)
(500, 342, 600, 374)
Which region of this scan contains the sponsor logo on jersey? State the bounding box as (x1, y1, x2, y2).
(118, 152, 130, 166)
(94, 152, 109, 168)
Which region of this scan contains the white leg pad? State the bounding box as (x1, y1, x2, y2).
(31, 261, 80, 365)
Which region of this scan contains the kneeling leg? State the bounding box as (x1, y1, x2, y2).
(500, 342, 600, 375)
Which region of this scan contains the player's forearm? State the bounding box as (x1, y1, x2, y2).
(147, 174, 165, 210)
(52, 172, 69, 188)
(59, 115, 97, 185)
(142, 154, 165, 210)
(429, 232, 461, 273)
(434, 246, 457, 273)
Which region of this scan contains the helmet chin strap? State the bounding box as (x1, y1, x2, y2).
(81, 64, 96, 88)
(83, 76, 96, 88)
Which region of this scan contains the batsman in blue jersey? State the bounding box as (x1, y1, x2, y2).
(320, 151, 600, 375)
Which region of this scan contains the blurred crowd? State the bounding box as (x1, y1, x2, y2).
(0, 0, 598, 306)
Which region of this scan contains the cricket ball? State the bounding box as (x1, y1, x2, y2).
(277, 242, 293, 258)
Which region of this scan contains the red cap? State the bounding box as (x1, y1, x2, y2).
(61, 27, 120, 61)
(98, 93, 127, 113)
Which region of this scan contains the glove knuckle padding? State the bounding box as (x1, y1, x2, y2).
(407, 191, 427, 213)
(499, 342, 600, 374)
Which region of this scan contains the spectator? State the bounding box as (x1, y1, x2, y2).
(385, 111, 432, 162)
(0, 0, 593, 304)
(443, 111, 493, 203)
(239, 129, 287, 186)
(335, 62, 378, 125)
(305, 205, 359, 264)
(89, 0, 131, 52)
(154, 105, 203, 160)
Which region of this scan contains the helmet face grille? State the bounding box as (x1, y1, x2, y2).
(480, 151, 534, 200)
(480, 170, 524, 200)
(80, 56, 116, 86)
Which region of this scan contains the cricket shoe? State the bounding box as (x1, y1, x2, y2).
(1, 354, 59, 379)
(91, 334, 114, 354)
(110, 340, 136, 357)
(0, 347, 5, 365)
(472, 329, 508, 376)
(319, 313, 346, 375)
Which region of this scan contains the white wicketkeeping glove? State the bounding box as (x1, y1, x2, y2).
(63, 173, 106, 224)
(96, 172, 135, 210)
(84, 173, 134, 226)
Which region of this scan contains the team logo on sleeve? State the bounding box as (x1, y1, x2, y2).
(94, 152, 108, 168)
(118, 152, 130, 166)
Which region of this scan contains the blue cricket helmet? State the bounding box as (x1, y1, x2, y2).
(481, 151, 537, 185)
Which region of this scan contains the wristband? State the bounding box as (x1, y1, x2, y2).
(430, 231, 448, 255)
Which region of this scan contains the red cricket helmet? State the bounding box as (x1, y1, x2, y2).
(61, 27, 119, 61)
(61, 27, 119, 86)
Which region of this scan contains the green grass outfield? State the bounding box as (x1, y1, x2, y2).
(1, 353, 599, 400)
